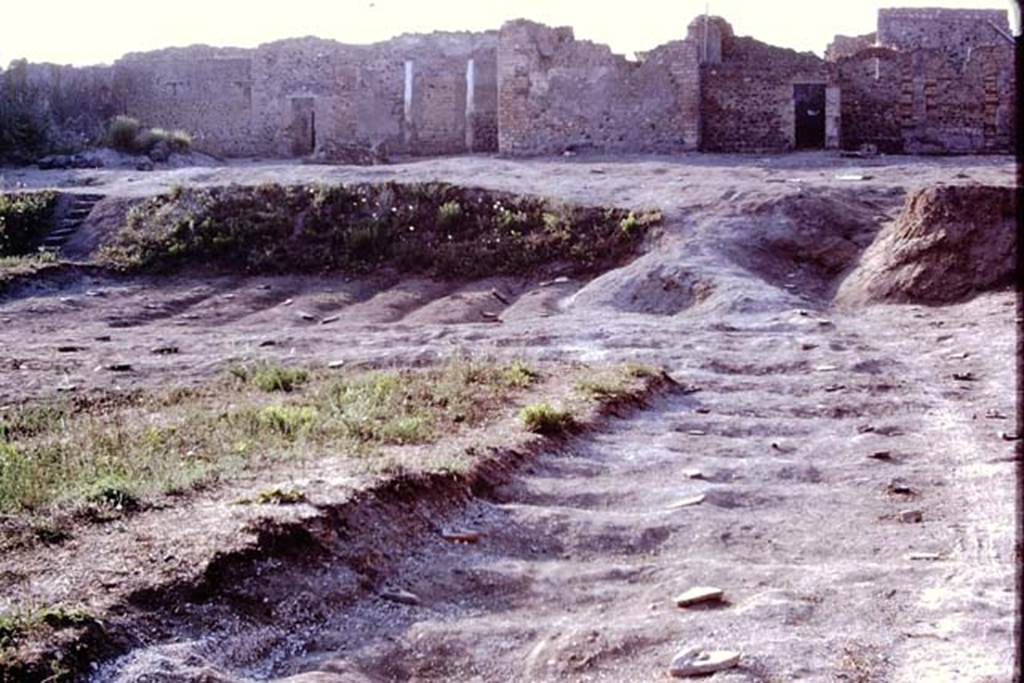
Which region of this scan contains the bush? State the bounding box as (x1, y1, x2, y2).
(106, 117, 192, 155)
(0, 191, 58, 256)
(107, 115, 141, 152)
(519, 403, 576, 435)
(0, 61, 54, 163)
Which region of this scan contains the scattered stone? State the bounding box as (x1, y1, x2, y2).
(887, 480, 917, 496)
(540, 276, 571, 287)
(258, 340, 277, 347)
(151, 345, 179, 355)
(281, 299, 294, 307)
(668, 647, 740, 678)
(104, 363, 133, 372)
(858, 424, 876, 434)
(95, 335, 112, 342)
(298, 311, 317, 322)
(223, 294, 236, 300)
(667, 494, 706, 510)
(56, 345, 84, 353)
(948, 352, 970, 360)
(868, 450, 894, 462)
(907, 552, 943, 561)
(899, 509, 923, 523)
(56, 384, 78, 393)
(952, 372, 976, 381)
(815, 364, 839, 372)
(674, 586, 724, 608)
(320, 315, 341, 325)
(800, 343, 818, 351)
(442, 530, 483, 544)
(935, 334, 953, 342)
(681, 468, 705, 480)
(380, 588, 420, 606)
(984, 409, 1007, 420)
(490, 289, 511, 305)
(257, 284, 272, 290)
(686, 429, 706, 436)
(328, 360, 346, 369)
(85, 290, 105, 298)
(1000, 432, 1020, 442)
(824, 384, 845, 392)
(679, 385, 702, 395)
(481, 311, 501, 322)
(694, 407, 711, 414)
(770, 442, 795, 453)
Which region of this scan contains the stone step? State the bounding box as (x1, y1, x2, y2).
(49, 228, 77, 239)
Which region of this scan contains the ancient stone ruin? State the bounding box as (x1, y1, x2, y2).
(0, 7, 1016, 160)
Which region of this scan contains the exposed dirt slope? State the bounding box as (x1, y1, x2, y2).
(835, 185, 1017, 306)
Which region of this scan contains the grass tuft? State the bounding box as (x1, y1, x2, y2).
(519, 403, 576, 435)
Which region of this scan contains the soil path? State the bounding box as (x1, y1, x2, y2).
(96, 297, 1018, 682)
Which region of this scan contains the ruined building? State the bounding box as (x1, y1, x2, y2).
(0, 7, 1016, 158)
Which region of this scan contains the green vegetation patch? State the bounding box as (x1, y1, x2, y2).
(97, 182, 661, 278)
(0, 191, 58, 256)
(106, 115, 191, 155)
(519, 402, 577, 435)
(0, 358, 538, 518)
(0, 604, 94, 654)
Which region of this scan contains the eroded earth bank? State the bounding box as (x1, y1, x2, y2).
(0, 153, 1018, 682)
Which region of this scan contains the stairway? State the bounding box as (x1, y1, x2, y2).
(41, 193, 105, 253)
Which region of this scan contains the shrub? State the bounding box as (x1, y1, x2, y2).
(0, 61, 54, 163)
(107, 115, 141, 152)
(0, 190, 58, 256)
(230, 362, 309, 392)
(105, 117, 192, 155)
(519, 403, 576, 435)
(437, 200, 464, 231)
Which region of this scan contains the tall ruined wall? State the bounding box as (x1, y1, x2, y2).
(0, 60, 117, 155)
(112, 32, 498, 159)
(700, 29, 831, 153)
(836, 43, 1015, 154)
(877, 8, 1012, 66)
(116, 47, 255, 156)
(497, 20, 701, 155)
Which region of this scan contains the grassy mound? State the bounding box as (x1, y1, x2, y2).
(97, 182, 660, 278)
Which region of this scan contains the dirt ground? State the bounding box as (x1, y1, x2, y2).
(0, 152, 1018, 682)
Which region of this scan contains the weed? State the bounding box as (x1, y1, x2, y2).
(500, 360, 538, 388)
(231, 361, 309, 392)
(254, 486, 305, 505)
(84, 474, 138, 510)
(519, 403, 576, 435)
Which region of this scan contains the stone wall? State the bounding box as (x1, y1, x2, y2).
(700, 25, 832, 153)
(113, 32, 498, 159)
(825, 33, 877, 62)
(835, 8, 1015, 154)
(878, 8, 1012, 66)
(496, 20, 701, 155)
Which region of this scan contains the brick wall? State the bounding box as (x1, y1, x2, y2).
(496, 20, 700, 155)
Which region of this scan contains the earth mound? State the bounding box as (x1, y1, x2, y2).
(835, 185, 1017, 306)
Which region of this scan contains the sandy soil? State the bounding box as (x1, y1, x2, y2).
(0, 152, 1018, 681)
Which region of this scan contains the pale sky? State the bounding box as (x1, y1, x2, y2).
(1, 0, 1019, 67)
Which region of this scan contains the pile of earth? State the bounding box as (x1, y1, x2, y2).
(835, 184, 1016, 306)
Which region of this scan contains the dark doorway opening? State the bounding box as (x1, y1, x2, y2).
(290, 97, 316, 156)
(794, 84, 826, 149)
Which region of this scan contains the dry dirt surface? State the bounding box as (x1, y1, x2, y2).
(0, 151, 1019, 682)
